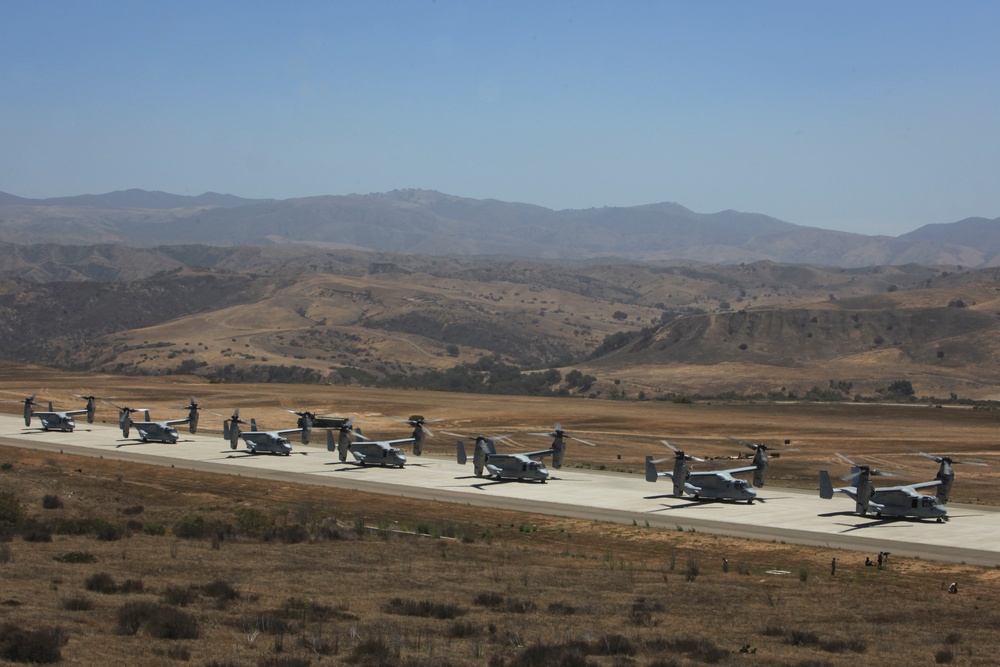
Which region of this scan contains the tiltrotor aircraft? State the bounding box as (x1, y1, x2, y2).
(21, 393, 96, 432)
(107, 397, 201, 444)
(387, 415, 441, 456)
(224, 408, 311, 455)
(448, 424, 594, 482)
(326, 418, 414, 467)
(645, 440, 767, 503)
(819, 452, 957, 522)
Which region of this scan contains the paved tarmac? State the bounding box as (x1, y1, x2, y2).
(3, 414, 999, 566)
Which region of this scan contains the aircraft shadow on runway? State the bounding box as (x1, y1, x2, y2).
(115, 439, 195, 448)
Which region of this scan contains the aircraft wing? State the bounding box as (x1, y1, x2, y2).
(689, 465, 757, 479)
(165, 418, 191, 427)
(276, 428, 305, 437)
(875, 480, 942, 494)
(484, 453, 520, 462)
(523, 448, 555, 459)
(372, 437, 416, 447)
(65, 409, 89, 417)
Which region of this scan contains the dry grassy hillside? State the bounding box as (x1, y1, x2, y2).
(1, 245, 999, 399)
(589, 284, 1000, 399)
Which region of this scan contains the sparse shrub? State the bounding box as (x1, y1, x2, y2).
(119, 578, 144, 594)
(0, 623, 68, 663)
(121, 504, 144, 516)
(20, 521, 52, 543)
(162, 586, 199, 607)
(0, 492, 23, 525)
(202, 580, 240, 600)
(143, 523, 166, 536)
(448, 620, 478, 638)
(42, 494, 63, 510)
(349, 637, 391, 665)
(508, 641, 594, 667)
(474, 592, 505, 608)
(799, 567, 809, 582)
(258, 657, 311, 667)
(628, 597, 664, 626)
(61, 595, 94, 611)
(382, 597, 465, 619)
(84, 572, 118, 594)
(685, 558, 700, 581)
(0, 463, 12, 471)
(0, 544, 10, 564)
(145, 605, 200, 640)
(116, 601, 199, 639)
(234, 508, 273, 538)
(593, 634, 636, 656)
(54, 551, 96, 564)
(249, 612, 291, 636)
(95, 520, 126, 541)
(547, 602, 575, 615)
(787, 629, 821, 646)
(48, 517, 99, 535)
(505, 599, 537, 614)
(173, 514, 208, 539)
(935, 647, 955, 663)
(280, 523, 309, 544)
(943, 632, 962, 645)
(820, 637, 866, 653)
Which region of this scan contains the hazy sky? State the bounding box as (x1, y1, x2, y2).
(3, 1, 998, 236)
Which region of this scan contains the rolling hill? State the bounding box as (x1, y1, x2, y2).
(1, 242, 998, 400)
(2, 189, 999, 267)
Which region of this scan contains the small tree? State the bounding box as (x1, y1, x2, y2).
(887, 380, 915, 397)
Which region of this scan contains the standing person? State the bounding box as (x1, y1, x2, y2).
(830, 557, 837, 575)
(877, 552, 884, 569)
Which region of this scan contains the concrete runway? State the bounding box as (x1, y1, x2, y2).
(3, 414, 999, 566)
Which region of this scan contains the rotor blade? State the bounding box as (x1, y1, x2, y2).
(568, 435, 598, 447)
(421, 426, 436, 438)
(725, 435, 757, 451)
(835, 452, 858, 467)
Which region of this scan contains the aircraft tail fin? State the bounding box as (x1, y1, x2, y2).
(326, 429, 336, 452)
(645, 456, 658, 483)
(457, 440, 467, 465)
(819, 470, 834, 499)
(144, 410, 150, 422)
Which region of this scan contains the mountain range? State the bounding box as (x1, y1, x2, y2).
(1, 189, 998, 268)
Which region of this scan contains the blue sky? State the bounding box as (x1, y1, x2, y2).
(2, 1, 998, 236)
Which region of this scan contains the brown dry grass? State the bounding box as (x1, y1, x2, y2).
(2, 364, 1000, 665)
(2, 444, 1000, 667)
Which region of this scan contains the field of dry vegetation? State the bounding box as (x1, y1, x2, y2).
(2, 365, 1000, 666)
(2, 445, 1000, 667)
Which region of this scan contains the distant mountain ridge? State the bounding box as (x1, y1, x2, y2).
(0, 188, 997, 268)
